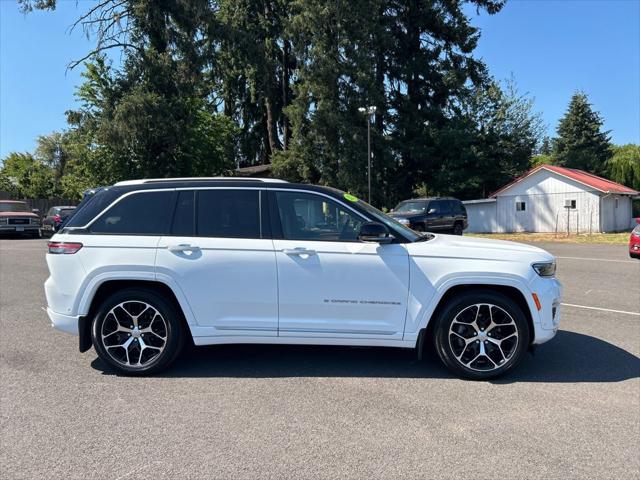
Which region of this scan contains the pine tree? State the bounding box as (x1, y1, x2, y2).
(553, 92, 612, 175)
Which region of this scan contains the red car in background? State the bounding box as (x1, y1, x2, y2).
(630, 223, 640, 259)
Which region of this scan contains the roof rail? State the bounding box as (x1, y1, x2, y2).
(114, 177, 288, 186)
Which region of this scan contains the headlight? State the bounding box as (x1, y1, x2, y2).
(532, 262, 556, 277)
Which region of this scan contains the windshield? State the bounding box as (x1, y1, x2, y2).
(393, 201, 427, 214)
(0, 202, 29, 213)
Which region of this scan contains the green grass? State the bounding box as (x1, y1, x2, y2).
(466, 232, 630, 245)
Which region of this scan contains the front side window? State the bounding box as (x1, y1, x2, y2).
(197, 189, 261, 238)
(90, 191, 174, 235)
(275, 191, 366, 242)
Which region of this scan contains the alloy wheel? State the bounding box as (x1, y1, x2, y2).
(448, 303, 519, 372)
(100, 301, 168, 368)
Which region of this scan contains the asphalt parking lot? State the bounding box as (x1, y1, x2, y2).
(1, 238, 638, 479)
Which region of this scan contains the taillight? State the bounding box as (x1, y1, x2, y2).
(48, 242, 83, 254)
(53, 214, 62, 222)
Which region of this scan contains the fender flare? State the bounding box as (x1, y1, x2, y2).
(407, 274, 539, 343)
(76, 270, 198, 326)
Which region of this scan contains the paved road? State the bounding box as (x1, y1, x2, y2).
(1, 238, 638, 479)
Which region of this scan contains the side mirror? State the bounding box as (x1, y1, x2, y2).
(358, 222, 393, 244)
(427, 208, 436, 215)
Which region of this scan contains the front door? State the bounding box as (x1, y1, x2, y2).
(156, 188, 278, 337)
(270, 190, 409, 340)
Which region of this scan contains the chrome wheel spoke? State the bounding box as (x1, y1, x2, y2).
(449, 303, 519, 372)
(101, 301, 167, 369)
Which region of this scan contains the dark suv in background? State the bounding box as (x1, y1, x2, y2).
(388, 197, 467, 234)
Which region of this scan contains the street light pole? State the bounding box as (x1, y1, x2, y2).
(358, 106, 376, 204)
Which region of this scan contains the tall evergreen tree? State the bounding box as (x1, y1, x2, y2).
(553, 92, 612, 175)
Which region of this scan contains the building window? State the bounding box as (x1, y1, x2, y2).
(615, 198, 619, 209)
(516, 201, 526, 212)
(567, 199, 576, 209)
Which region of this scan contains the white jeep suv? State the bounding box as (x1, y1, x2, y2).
(45, 178, 561, 379)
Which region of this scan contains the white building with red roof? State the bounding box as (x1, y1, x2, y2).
(463, 165, 639, 233)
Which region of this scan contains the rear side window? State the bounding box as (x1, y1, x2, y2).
(90, 191, 175, 235)
(197, 190, 261, 238)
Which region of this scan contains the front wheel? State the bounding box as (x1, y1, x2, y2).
(433, 291, 530, 380)
(92, 288, 185, 376)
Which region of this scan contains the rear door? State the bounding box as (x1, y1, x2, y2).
(156, 188, 278, 337)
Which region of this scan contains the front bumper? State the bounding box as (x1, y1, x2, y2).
(0, 225, 40, 233)
(46, 307, 79, 336)
(530, 277, 562, 345)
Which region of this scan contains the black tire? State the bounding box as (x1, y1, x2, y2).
(413, 224, 425, 233)
(433, 290, 530, 380)
(452, 222, 463, 235)
(92, 288, 185, 376)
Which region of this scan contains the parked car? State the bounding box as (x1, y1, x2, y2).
(42, 206, 76, 236)
(630, 223, 640, 259)
(0, 200, 41, 237)
(44, 178, 561, 380)
(388, 197, 467, 234)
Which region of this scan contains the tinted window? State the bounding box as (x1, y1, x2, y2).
(90, 191, 174, 235)
(197, 189, 260, 238)
(427, 201, 441, 214)
(275, 191, 365, 242)
(171, 191, 195, 236)
(440, 201, 452, 215)
(64, 187, 122, 229)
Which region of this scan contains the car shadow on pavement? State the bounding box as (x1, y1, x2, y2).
(91, 330, 639, 383)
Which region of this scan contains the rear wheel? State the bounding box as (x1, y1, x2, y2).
(91, 288, 185, 376)
(452, 222, 463, 235)
(433, 291, 530, 380)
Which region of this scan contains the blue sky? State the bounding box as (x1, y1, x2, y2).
(1, 0, 639, 159)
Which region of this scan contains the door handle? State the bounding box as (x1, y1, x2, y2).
(168, 244, 200, 253)
(283, 248, 317, 256)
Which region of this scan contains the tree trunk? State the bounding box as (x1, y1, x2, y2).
(265, 97, 280, 159)
(282, 39, 291, 150)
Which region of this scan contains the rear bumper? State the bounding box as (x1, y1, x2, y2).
(46, 307, 79, 336)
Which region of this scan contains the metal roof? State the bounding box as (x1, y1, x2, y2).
(490, 165, 639, 197)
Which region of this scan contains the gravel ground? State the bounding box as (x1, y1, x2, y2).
(1, 238, 638, 479)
